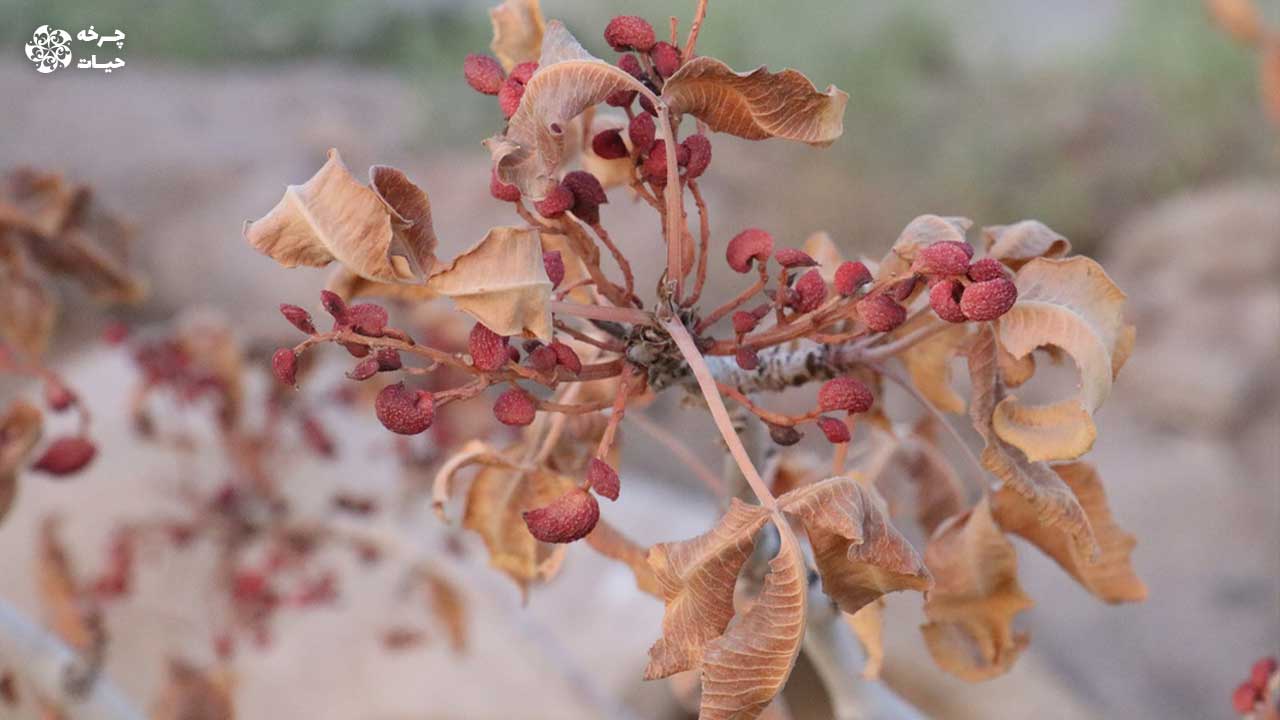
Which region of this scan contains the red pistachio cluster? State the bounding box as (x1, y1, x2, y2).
(912, 242, 1019, 323)
(1233, 655, 1278, 715)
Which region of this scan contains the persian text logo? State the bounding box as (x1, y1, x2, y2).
(25, 25, 73, 74)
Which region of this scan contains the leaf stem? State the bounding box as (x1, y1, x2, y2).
(655, 105, 686, 302)
(662, 318, 776, 508)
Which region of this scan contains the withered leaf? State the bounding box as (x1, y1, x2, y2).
(661, 58, 848, 146)
(325, 266, 437, 303)
(920, 499, 1032, 682)
(149, 659, 234, 720)
(801, 231, 845, 284)
(993, 462, 1146, 604)
(1, 401, 42, 525)
(844, 600, 885, 679)
(645, 499, 771, 679)
(424, 571, 468, 653)
(995, 256, 1130, 462)
(777, 477, 931, 615)
(880, 215, 972, 278)
(903, 417, 968, 537)
(424, 225, 553, 340)
(894, 312, 971, 414)
(489, 22, 650, 198)
(244, 149, 434, 283)
(0, 260, 57, 359)
(699, 523, 807, 720)
(37, 517, 96, 651)
(969, 324, 1095, 555)
(432, 439, 522, 519)
(981, 221, 1071, 269)
(462, 462, 575, 593)
(489, 0, 544, 72)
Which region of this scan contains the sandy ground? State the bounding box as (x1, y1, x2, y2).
(1, 64, 1278, 719)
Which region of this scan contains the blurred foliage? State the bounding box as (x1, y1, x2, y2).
(2, 0, 1274, 250)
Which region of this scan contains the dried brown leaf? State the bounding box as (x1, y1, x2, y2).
(801, 231, 846, 284)
(969, 324, 1095, 554)
(0, 260, 57, 358)
(432, 439, 522, 519)
(994, 257, 1129, 461)
(489, 22, 650, 198)
(645, 499, 771, 679)
(920, 498, 1032, 682)
(993, 462, 1146, 603)
(424, 225, 553, 340)
(894, 312, 971, 414)
(489, 0, 544, 72)
(149, 659, 234, 720)
(37, 517, 94, 650)
(880, 215, 972, 278)
(1, 401, 42, 525)
(324, 266, 437, 303)
(370, 165, 438, 278)
(584, 519, 660, 598)
(244, 149, 433, 283)
(903, 417, 967, 536)
(661, 58, 848, 146)
(424, 572, 468, 653)
(844, 600, 885, 679)
(698, 523, 807, 720)
(997, 339, 1036, 388)
(981, 221, 1071, 269)
(462, 462, 574, 593)
(778, 477, 931, 614)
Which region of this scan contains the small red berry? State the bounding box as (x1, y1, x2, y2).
(967, 257, 1009, 282)
(858, 294, 907, 332)
(320, 290, 347, 320)
(681, 134, 712, 179)
(818, 377, 874, 414)
(469, 323, 509, 371)
(586, 458, 620, 501)
(490, 167, 522, 202)
(542, 250, 566, 288)
(533, 183, 575, 218)
(101, 320, 130, 345)
(549, 340, 582, 375)
(650, 41, 681, 78)
(509, 62, 538, 84)
(628, 113, 656, 155)
(272, 348, 298, 387)
(605, 88, 637, 108)
(279, 304, 317, 334)
(642, 140, 688, 185)
(347, 358, 379, 381)
(498, 77, 525, 119)
(735, 348, 760, 371)
(346, 304, 388, 336)
(1232, 681, 1260, 714)
(507, 346, 522, 363)
(375, 348, 402, 371)
(463, 54, 505, 95)
(929, 278, 968, 323)
(604, 16, 656, 52)
(44, 380, 75, 412)
(775, 248, 818, 269)
(527, 345, 558, 372)
(33, 436, 97, 476)
(769, 424, 803, 446)
(817, 416, 851, 444)
(1250, 656, 1278, 688)
(617, 53, 645, 80)
(912, 241, 973, 276)
(591, 129, 629, 160)
(960, 278, 1018, 321)
(523, 487, 600, 543)
(793, 269, 827, 313)
(493, 388, 537, 426)
(888, 275, 919, 302)
(375, 382, 434, 435)
(561, 171, 607, 225)
(834, 261, 872, 296)
(726, 229, 774, 273)
(731, 311, 758, 335)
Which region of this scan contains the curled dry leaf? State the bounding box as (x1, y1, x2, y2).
(424, 571, 468, 653)
(645, 498, 771, 679)
(995, 256, 1130, 462)
(920, 498, 1032, 682)
(894, 312, 971, 414)
(150, 659, 234, 720)
(969, 324, 1095, 555)
(777, 476, 932, 615)
(698, 523, 807, 720)
(981, 221, 1071, 269)
(1, 401, 42, 525)
(0, 260, 57, 358)
(844, 600, 885, 680)
(489, 22, 650, 198)
(37, 517, 97, 651)
(489, 0, 544, 72)
(244, 149, 435, 284)
(425, 225, 553, 340)
(325, 266, 436, 303)
(903, 417, 968, 536)
(432, 439, 522, 520)
(802, 231, 846, 284)
(993, 462, 1146, 604)
(661, 57, 848, 146)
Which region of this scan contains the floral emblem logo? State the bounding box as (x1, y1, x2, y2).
(25, 25, 74, 74)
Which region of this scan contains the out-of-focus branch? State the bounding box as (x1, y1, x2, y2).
(0, 598, 143, 720)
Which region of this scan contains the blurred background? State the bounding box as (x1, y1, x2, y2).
(0, 1, 1277, 718)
